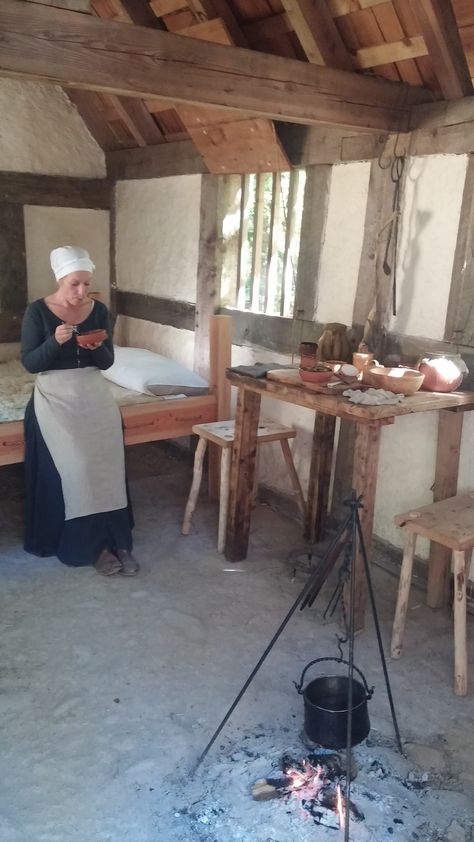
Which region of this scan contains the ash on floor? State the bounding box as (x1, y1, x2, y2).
(0, 441, 473, 842)
(157, 727, 473, 842)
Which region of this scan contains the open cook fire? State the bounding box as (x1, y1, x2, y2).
(252, 749, 364, 831)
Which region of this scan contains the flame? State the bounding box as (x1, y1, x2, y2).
(286, 762, 323, 798)
(336, 784, 345, 830)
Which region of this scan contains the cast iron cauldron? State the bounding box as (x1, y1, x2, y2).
(295, 657, 373, 750)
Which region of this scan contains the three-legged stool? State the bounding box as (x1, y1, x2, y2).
(391, 493, 474, 695)
(182, 419, 305, 553)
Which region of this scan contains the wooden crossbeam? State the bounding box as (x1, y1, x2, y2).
(0, 171, 112, 207)
(356, 35, 428, 68)
(412, 0, 473, 99)
(106, 139, 208, 179)
(0, 0, 430, 133)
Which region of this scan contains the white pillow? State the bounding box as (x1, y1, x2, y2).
(102, 346, 209, 396)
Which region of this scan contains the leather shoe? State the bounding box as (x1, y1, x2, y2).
(116, 549, 140, 576)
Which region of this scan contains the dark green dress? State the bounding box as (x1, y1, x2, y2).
(21, 299, 133, 567)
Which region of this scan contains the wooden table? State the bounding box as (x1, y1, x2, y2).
(225, 369, 474, 628)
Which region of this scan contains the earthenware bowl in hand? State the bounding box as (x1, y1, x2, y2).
(75, 328, 108, 348)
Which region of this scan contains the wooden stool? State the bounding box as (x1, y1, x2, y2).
(182, 419, 305, 553)
(391, 493, 474, 696)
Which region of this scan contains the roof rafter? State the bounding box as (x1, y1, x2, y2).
(279, 0, 354, 70)
(0, 0, 430, 133)
(412, 0, 473, 99)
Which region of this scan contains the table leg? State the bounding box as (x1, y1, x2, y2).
(305, 413, 336, 543)
(225, 387, 261, 561)
(427, 410, 463, 608)
(349, 422, 381, 630)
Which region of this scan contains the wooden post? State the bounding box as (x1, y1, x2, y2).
(427, 409, 463, 608)
(208, 314, 232, 500)
(182, 437, 207, 536)
(194, 174, 219, 382)
(305, 413, 336, 543)
(453, 548, 468, 696)
(350, 422, 382, 630)
(391, 531, 417, 659)
(225, 387, 261, 561)
(218, 447, 232, 553)
(0, 202, 27, 342)
(280, 438, 306, 516)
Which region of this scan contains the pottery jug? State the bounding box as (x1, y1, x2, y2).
(419, 353, 468, 392)
(317, 323, 351, 363)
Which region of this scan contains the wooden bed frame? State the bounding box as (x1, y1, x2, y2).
(0, 314, 232, 467)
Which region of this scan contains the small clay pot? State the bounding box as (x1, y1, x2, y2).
(75, 328, 107, 348)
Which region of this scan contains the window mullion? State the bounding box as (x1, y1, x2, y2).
(264, 172, 280, 314)
(236, 174, 248, 308)
(280, 169, 298, 317)
(250, 173, 265, 312)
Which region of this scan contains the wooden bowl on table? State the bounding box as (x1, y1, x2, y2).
(75, 328, 108, 348)
(365, 366, 424, 395)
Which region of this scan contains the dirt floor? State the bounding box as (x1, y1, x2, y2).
(0, 442, 473, 842)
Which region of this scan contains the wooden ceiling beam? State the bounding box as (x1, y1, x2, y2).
(412, 0, 473, 98)
(279, 0, 354, 70)
(0, 0, 430, 133)
(107, 139, 208, 178)
(25, 0, 91, 9)
(0, 170, 112, 207)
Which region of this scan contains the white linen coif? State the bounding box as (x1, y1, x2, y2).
(50, 246, 95, 281)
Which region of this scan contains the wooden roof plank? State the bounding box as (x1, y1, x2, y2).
(178, 17, 234, 44)
(67, 88, 120, 149)
(371, 1, 425, 86)
(171, 4, 290, 173)
(109, 95, 166, 145)
(279, 0, 354, 70)
(0, 0, 430, 133)
(412, 0, 473, 98)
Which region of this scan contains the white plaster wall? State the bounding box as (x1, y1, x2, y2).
(114, 315, 195, 370)
(390, 155, 468, 340)
(115, 176, 201, 302)
(0, 80, 105, 177)
(24, 207, 110, 304)
(375, 155, 469, 561)
(316, 162, 370, 325)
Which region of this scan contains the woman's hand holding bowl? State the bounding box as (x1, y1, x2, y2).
(82, 340, 104, 350)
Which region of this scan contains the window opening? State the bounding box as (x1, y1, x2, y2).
(222, 169, 306, 318)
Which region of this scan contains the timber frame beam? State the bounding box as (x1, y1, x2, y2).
(0, 171, 112, 208)
(0, 0, 430, 134)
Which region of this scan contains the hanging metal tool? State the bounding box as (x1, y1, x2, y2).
(380, 153, 405, 317)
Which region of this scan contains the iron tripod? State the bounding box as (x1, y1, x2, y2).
(193, 490, 403, 839)
(310, 490, 404, 841)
